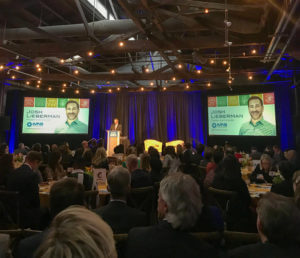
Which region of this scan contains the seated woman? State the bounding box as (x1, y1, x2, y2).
(45, 151, 65, 181)
(162, 146, 180, 173)
(212, 154, 252, 231)
(250, 154, 276, 184)
(91, 147, 109, 171)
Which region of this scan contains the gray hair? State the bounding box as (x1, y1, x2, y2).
(159, 172, 203, 230)
(260, 154, 272, 162)
(257, 192, 300, 245)
(126, 154, 138, 171)
(107, 166, 130, 198)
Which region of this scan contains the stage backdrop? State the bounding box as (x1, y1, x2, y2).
(92, 91, 206, 146)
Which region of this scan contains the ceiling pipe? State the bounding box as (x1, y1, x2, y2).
(263, 0, 299, 63)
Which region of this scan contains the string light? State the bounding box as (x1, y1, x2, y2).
(37, 67, 42, 72)
(150, 82, 154, 86)
(15, 66, 20, 70)
(251, 49, 256, 55)
(117, 87, 120, 91)
(11, 75, 16, 79)
(248, 75, 253, 80)
(196, 70, 201, 74)
(61, 89, 65, 93)
(108, 89, 112, 93)
(223, 60, 227, 65)
(0, 65, 4, 70)
(119, 41, 124, 47)
(207, 82, 211, 87)
(163, 87, 166, 91)
(185, 84, 190, 89)
(60, 59, 65, 64)
(48, 87, 52, 91)
(35, 64, 40, 68)
(145, 67, 150, 73)
(63, 83, 67, 87)
(141, 87, 144, 91)
(177, 64, 182, 69)
(204, 9, 209, 14)
(37, 80, 41, 84)
(111, 69, 115, 74)
(228, 79, 232, 84)
(210, 59, 215, 64)
(74, 70, 79, 75)
(87, 51, 94, 56)
(26, 81, 30, 85)
(75, 89, 79, 94)
(90, 89, 95, 94)
(36, 85, 40, 88)
(172, 76, 176, 81)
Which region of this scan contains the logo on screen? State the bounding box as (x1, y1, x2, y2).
(212, 123, 227, 128)
(27, 122, 44, 127)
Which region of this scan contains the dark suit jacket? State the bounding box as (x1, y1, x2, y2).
(109, 123, 122, 134)
(7, 164, 40, 228)
(131, 169, 152, 188)
(94, 200, 147, 233)
(15, 230, 48, 258)
(228, 241, 300, 258)
(271, 179, 294, 197)
(126, 220, 218, 258)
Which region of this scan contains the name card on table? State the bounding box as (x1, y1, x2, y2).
(92, 168, 107, 191)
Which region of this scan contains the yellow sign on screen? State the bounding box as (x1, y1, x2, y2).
(228, 96, 239, 106)
(46, 98, 58, 107)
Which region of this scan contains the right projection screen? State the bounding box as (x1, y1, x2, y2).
(208, 92, 276, 136)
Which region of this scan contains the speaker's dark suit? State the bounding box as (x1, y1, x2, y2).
(126, 220, 218, 258)
(7, 164, 40, 228)
(94, 200, 147, 233)
(109, 123, 122, 134)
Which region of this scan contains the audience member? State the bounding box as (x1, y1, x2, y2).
(204, 150, 224, 188)
(212, 154, 253, 231)
(200, 146, 213, 167)
(113, 144, 124, 160)
(16, 178, 85, 258)
(272, 145, 284, 164)
(249, 146, 262, 160)
(7, 151, 42, 228)
(140, 153, 151, 172)
(126, 173, 218, 258)
(293, 170, 300, 208)
(162, 146, 180, 173)
(41, 144, 50, 164)
(44, 151, 65, 181)
(196, 143, 205, 160)
(0, 143, 9, 156)
(35, 206, 117, 258)
(284, 149, 300, 170)
(271, 161, 295, 197)
(92, 147, 109, 170)
(94, 166, 147, 233)
(181, 142, 200, 166)
(59, 143, 73, 169)
(229, 192, 300, 258)
(14, 143, 28, 155)
(69, 160, 93, 190)
(0, 154, 14, 187)
(250, 154, 276, 184)
(31, 143, 42, 153)
(126, 154, 152, 188)
(148, 147, 163, 182)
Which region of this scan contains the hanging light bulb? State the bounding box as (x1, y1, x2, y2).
(111, 69, 115, 74)
(75, 89, 79, 94)
(207, 82, 211, 87)
(90, 89, 95, 94)
(117, 87, 120, 91)
(60, 59, 65, 64)
(108, 89, 112, 93)
(26, 81, 30, 85)
(48, 87, 52, 91)
(74, 70, 79, 75)
(163, 87, 166, 91)
(87, 51, 94, 56)
(119, 41, 124, 47)
(210, 59, 215, 64)
(150, 82, 154, 86)
(196, 70, 201, 74)
(61, 89, 65, 93)
(204, 9, 209, 14)
(248, 75, 253, 80)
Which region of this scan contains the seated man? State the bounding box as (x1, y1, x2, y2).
(126, 154, 152, 188)
(229, 192, 300, 258)
(94, 166, 147, 233)
(126, 173, 218, 258)
(250, 154, 276, 184)
(16, 178, 85, 258)
(7, 151, 42, 228)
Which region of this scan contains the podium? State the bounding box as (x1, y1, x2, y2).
(107, 130, 120, 156)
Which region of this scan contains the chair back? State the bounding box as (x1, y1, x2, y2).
(207, 187, 237, 223)
(0, 190, 20, 227)
(128, 186, 154, 215)
(84, 190, 99, 209)
(223, 231, 260, 249)
(107, 156, 118, 166)
(191, 231, 222, 247)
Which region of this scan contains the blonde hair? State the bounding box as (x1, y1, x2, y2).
(92, 147, 107, 166)
(35, 206, 117, 258)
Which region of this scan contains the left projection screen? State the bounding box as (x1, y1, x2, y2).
(22, 97, 90, 134)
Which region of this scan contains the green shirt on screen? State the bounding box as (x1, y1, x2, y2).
(239, 118, 276, 136)
(55, 119, 88, 134)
